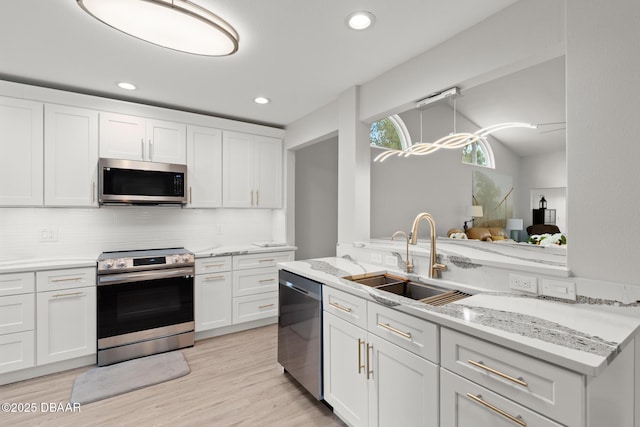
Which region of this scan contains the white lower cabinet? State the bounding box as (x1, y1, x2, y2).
(0, 272, 35, 374)
(323, 286, 439, 427)
(0, 331, 35, 374)
(194, 257, 232, 332)
(36, 285, 96, 365)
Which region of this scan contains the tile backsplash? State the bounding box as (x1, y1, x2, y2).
(0, 207, 277, 259)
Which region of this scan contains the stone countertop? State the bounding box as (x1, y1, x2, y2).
(0, 258, 97, 274)
(193, 243, 297, 258)
(278, 256, 640, 377)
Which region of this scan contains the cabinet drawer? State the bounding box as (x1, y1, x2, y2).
(0, 331, 35, 374)
(232, 251, 293, 270)
(232, 292, 278, 324)
(233, 267, 277, 297)
(195, 256, 231, 274)
(36, 267, 96, 292)
(0, 272, 35, 297)
(367, 302, 439, 363)
(0, 293, 35, 334)
(441, 369, 562, 427)
(323, 286, 367, 329)
(441, 328, 583, 427)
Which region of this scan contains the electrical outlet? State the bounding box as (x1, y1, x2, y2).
(542, 279, 577, 301)
(371, 253, 382, 263)
(509, 273, 537, 293)
(38, 228, 58, 242)
(385, 255, 397, 266)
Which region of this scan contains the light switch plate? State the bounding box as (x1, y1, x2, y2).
(542, 279, 577, 301)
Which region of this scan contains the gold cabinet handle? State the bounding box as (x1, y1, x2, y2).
(258, 303, 274, 309)
(378, 322, 412, 340)
(466, 393, 526, 426)
(250, 190, 254, 206)
(52, 291, 84, 298)
(189, 186, 192, 204)
(256, 190, 259, 206)
(467, 360, 528, 387)
(204, 262, 226, 267)
(92, 181, 95, 203)
(51, 277, 84, 283)
(141, 138, 145, 159)
(329, 302, 352, 313)
(149, 139, 154, 160)
(366, 342, 372, 380)
(259, 278, 275, 283)
(203, 275, 225, 281)
(258, 258, 275, 263)
(357, 338, 364, 374)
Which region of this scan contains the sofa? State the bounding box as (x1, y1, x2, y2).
(465, 226, 509, 241)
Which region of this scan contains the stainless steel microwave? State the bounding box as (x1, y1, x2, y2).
(98, 158, 187, 205)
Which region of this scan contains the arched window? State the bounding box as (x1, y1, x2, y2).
(370, 115, 411, 150)
(462, 138, 495, 168)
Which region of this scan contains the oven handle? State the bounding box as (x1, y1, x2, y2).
(98, 267, 194, 286)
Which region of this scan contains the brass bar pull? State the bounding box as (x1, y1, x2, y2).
(366, 342, 372, 380)
(378, 322, 412, 339)
(52, 291, 84, 299)
(204, 275, 225, 281)
(258, 258, 275, 263)
(250, 190, 254, 206)
(92, 181, 95, 203)
(329, 302, 352, 313)
(357, 339, 364, 374)
(466, 393, 527, 426)
(256, 190, 259, 206)
(189, 186, 192, 204)
(258, 303, 274, 309)
(467, 360, 528, 387)
(259, 278, 275, 283)
(205, 263, 225, 267)
(51, 277, 84, 283)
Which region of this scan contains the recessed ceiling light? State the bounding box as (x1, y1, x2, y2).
(346, 11, 375, 30)
(117, 81, 137, 90)
(254, 97, 270, 105)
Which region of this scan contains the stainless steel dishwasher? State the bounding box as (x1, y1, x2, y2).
(277, 269, 323, 400)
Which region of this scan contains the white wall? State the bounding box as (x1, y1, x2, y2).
(294, 137, 338, 260)
(0, 207, 274, 260)
(370, 104, 521, 238)
(566, 0, 640, 284)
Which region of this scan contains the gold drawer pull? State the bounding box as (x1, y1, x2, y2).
(204, 275, 225, 281)
(466, 393, 526, 426)
(377, 322, 412, 339)
(205, 263, 226, 268)
(52, 291, 84, 298)
(357, 338, 364, 374)
(258, 303, 274, 309)
(259, 278, 275, 283)
(366, 342, 372, 380)
(258, 258, 275, 263)
(467, 360, 528, 387)
(329, 302, 352, 313)
(52, 277, 84, 283)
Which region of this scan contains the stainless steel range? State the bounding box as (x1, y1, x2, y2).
(96, 248, 195, 366)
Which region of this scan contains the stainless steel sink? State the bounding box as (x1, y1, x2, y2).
(345, 273, 470, 306)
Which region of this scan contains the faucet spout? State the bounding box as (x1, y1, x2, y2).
(408, 212, 446, 278)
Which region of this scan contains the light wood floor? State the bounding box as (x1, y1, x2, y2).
(2, 325, 345, 426)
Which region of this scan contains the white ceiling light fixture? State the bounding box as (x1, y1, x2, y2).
(254, 97, 270, 105)
(77, 0, 239, 56)
(346, 11, 375, 30)
(117, 81, 137, 90)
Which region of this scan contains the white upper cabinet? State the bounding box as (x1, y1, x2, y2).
(222, 131, 282, 208)
(0, 96, 43, 206)
(44, 104, 99, 207)
(186, 125, 222, 208)
(99, 112, 186, 164)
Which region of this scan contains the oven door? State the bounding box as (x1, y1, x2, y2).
(97, 267, 194, 344)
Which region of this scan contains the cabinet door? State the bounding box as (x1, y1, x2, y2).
(36, 286, 96, 365)
(0, 293, 35, 335)
(440, 369, 562, 427)
(0, 331, 35, 374)
(195, 272, 231, 331)
(44, 104, 99, 206)
(146, 119, 186, 164)
(367, 333, 439, 427)
(222, 131, 254, 207)
(254, 136, 282, 208)
(99, 112, 146, 160)
(186, 125, 222, 207)
(323, 311, 368, 427)
(0, 96, 43, 206)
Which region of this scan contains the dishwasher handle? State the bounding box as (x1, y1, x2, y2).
(279, 270, 322, 300)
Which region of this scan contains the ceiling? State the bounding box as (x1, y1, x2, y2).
(0, 0, 519, 128)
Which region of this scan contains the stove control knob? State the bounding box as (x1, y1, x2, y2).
(172, 255, 181, 264)
(117, 258, 127, 268)
(181, 254, 191, 263)
(103, 259, 115, 269)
